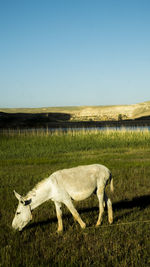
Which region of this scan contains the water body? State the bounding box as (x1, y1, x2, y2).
(1, 125, 150, 135)
(6, 126, 150, 133)
(49, 126, 150, 132)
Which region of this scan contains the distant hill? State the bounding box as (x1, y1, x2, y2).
(1, 101, 150, 122)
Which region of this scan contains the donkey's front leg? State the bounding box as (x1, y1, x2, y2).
(54, 201, 63, 232)
(64, 199, 86, 229)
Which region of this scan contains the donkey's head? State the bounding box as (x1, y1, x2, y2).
(12, 190, 32, 231)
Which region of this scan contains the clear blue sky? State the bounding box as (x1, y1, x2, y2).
(0, 0, 150, 108)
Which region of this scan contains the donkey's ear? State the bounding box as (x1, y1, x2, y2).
(13, 190, 22, 201)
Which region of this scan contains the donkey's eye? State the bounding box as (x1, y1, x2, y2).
(16, 212, 21, 215)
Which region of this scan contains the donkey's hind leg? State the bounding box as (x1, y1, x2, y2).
(96, 186, 105, 226)
(64, 199, 86, 229)
(54, 201, 63, 232)
(104, 192, 113, 224)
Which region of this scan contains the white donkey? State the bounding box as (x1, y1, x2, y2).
(12, 164, 114, 232)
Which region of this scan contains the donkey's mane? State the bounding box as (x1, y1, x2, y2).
(25, 177, 49, 199)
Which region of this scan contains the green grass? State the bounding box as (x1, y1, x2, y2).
(0, 129, 150, 266)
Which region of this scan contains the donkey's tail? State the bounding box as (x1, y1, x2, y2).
(110, 173, 114, 193)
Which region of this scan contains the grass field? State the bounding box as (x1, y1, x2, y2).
(0, 129, 150, 266)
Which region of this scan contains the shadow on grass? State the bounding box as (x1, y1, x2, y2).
(113, 194, 150, 210)
(26, 194, 150, 230)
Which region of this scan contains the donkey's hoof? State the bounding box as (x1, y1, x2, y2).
(96, 221, 102, 227)
(81, 223, 86, 229)
(109, 218, 113, 224)
(57, 228, 63, 234)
